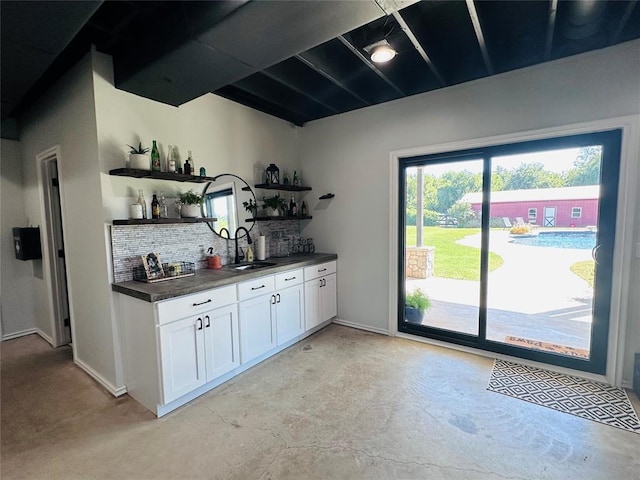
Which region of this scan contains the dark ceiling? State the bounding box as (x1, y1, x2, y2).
(2, 0, 639, 130)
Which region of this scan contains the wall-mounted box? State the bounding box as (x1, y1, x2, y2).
(13, 227, 42, 260)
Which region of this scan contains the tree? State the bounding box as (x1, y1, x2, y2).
(435, 170, 482, 212)
(504, 162, 563, 190)
(564, 147, 601, 186)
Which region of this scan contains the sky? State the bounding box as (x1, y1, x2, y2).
(407, 147, 584, 177)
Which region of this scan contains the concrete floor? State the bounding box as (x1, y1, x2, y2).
(2, 325, 639, 479)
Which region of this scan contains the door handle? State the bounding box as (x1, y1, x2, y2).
(205, 315, 210, 328)
(284, 276, 296, 281)
(196, 318, 203, 330)
(276, 293, 281, 303)
(251, 285, 266, 291)
(271, 295, 276, 304)
(592, 244, 601, 265)
(318, 268, 327, 272)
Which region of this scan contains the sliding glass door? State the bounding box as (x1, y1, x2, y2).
(398, 130, 621, 374)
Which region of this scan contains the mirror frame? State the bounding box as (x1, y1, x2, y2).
(201, 173, 257, 239)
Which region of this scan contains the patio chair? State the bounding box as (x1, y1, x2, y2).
(502, 217, 513, 229)
(516, 217, 526, 226)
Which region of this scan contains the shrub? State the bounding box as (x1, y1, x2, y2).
(509, 224, 531, 235)
(405, 288, 430, 313)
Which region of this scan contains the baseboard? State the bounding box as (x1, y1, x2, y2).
(36, 329, 54, 346)
(1, 328, 38, 341)
(332, 318, 390, 336)
(74, 357, 127, 397)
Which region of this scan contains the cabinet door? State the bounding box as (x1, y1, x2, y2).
(276, 284, 304, 345)
(320, 273, 337, 322)
(304, 279, 322, 331)
(203, 304, 240, 382)
(239, 294, 276, 364)
(159, 316, 206, 404)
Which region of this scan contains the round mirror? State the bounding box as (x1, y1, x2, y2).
(201, 174, 257, 239)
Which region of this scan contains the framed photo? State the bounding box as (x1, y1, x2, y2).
(142, 252, 164, 279)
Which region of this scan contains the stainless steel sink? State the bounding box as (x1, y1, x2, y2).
(228, 261, 276, 271)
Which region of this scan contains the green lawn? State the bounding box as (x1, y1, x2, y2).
(570, 260, 595, 288)
(406, 226, 503, 281)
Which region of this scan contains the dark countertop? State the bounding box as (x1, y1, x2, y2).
(112, 253, 337, 303)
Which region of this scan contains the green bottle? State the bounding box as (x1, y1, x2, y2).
(151, 140, 161, 171)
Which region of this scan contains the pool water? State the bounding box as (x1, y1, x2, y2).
(510, 231, 596, 250)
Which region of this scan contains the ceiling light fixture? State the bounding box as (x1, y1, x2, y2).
(364, 40, 396, 63)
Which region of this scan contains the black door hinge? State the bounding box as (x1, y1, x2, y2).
(64, 318, 70, 327)
(51, 178, 59, 187)
(58, 249, 65, 258)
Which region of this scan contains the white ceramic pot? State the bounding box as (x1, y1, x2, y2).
(267, 207, 280, 217)
(181, 204, 201, 218)
(129, 154, 150, 170)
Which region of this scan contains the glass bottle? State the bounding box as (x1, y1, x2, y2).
(151, 140, 161, 172)
(167, 145, 176, 173)
(301, 200, 307, 217)
(158, 191, 168, 218)
(184, 150, 192, 175)
(289, 194, 297, 217)
(137, 189, 148, 219)
(292, 170, 299, 186)
(151, 194, 160, 219)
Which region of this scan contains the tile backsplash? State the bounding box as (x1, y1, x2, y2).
(111, 220, 303, 283)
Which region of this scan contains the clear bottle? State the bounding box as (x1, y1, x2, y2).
(292, 170, 299, 186)
(151, 194, 160, 219)
(158, 191, 168, 218)
(137, 189, 148, 219)
(167, 145, 176, 173)
(151, 140, 161, 172)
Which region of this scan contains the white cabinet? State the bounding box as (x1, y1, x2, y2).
(204, 304, 240, 381)
(159, 302, 240, 404)
(159, 315, 206, 404)
(304, 261, 337, 331)
(238, 269, 305, 361)
(275, 284, 304, 345)
(239, 293, 276, 364)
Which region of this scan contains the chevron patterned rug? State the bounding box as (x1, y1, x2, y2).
(487, 359, 640, 434)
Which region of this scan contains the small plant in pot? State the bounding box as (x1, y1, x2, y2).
(243, 199, 258, 218)
(127, 142, 150, 170)
(179, 190, 203, 218)
(262, 194, 287, 217)
(405, 288, 430, 323)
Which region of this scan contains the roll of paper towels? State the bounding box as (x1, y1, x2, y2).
(256, 235, 267, 260)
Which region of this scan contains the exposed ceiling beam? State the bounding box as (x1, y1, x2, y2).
(294, 54, 371, 107)
(260, 70, 341, 114)
(337, 35, 406, 97)
(610, 0, 637, 45)
(544, 0, 559, 61)
(465, 0, 494, 75)
(391, 10, 446, 87)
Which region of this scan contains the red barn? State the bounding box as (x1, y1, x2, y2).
(461, 185, 599, 227)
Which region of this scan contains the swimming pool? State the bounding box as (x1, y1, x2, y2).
(509, 231, 596, 250)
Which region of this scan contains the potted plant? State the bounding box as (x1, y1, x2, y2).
(179, 189, 203, 218)
(243, 199, 258, 218)
(262, 194, 287, 217)
(127, 142, 150, 170)
(405, 288, 430, 323)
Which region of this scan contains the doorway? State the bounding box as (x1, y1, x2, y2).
(39, 150, 72, 346)
(398, 130, 621, 374)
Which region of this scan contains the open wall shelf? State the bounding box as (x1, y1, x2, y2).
(113, 217, 216, 226)
(254, 183, 311, 192)
(247, 216, 312, 222)
(109, 168, 215, 183)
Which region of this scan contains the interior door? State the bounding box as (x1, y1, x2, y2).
(398, 129, 621, 374)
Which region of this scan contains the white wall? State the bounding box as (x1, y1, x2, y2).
(19, 52, 122, 391)
(1, 139, 37, 339)
(299, 40, 640, 385)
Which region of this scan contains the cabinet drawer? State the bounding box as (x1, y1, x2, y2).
(156, 285, 237, 325)
(275, 268, 303, 290)
(304, 261, 336, 281)
(237, 275, 275, 300)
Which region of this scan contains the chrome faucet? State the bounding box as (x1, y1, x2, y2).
(233, 227, 253, 264)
